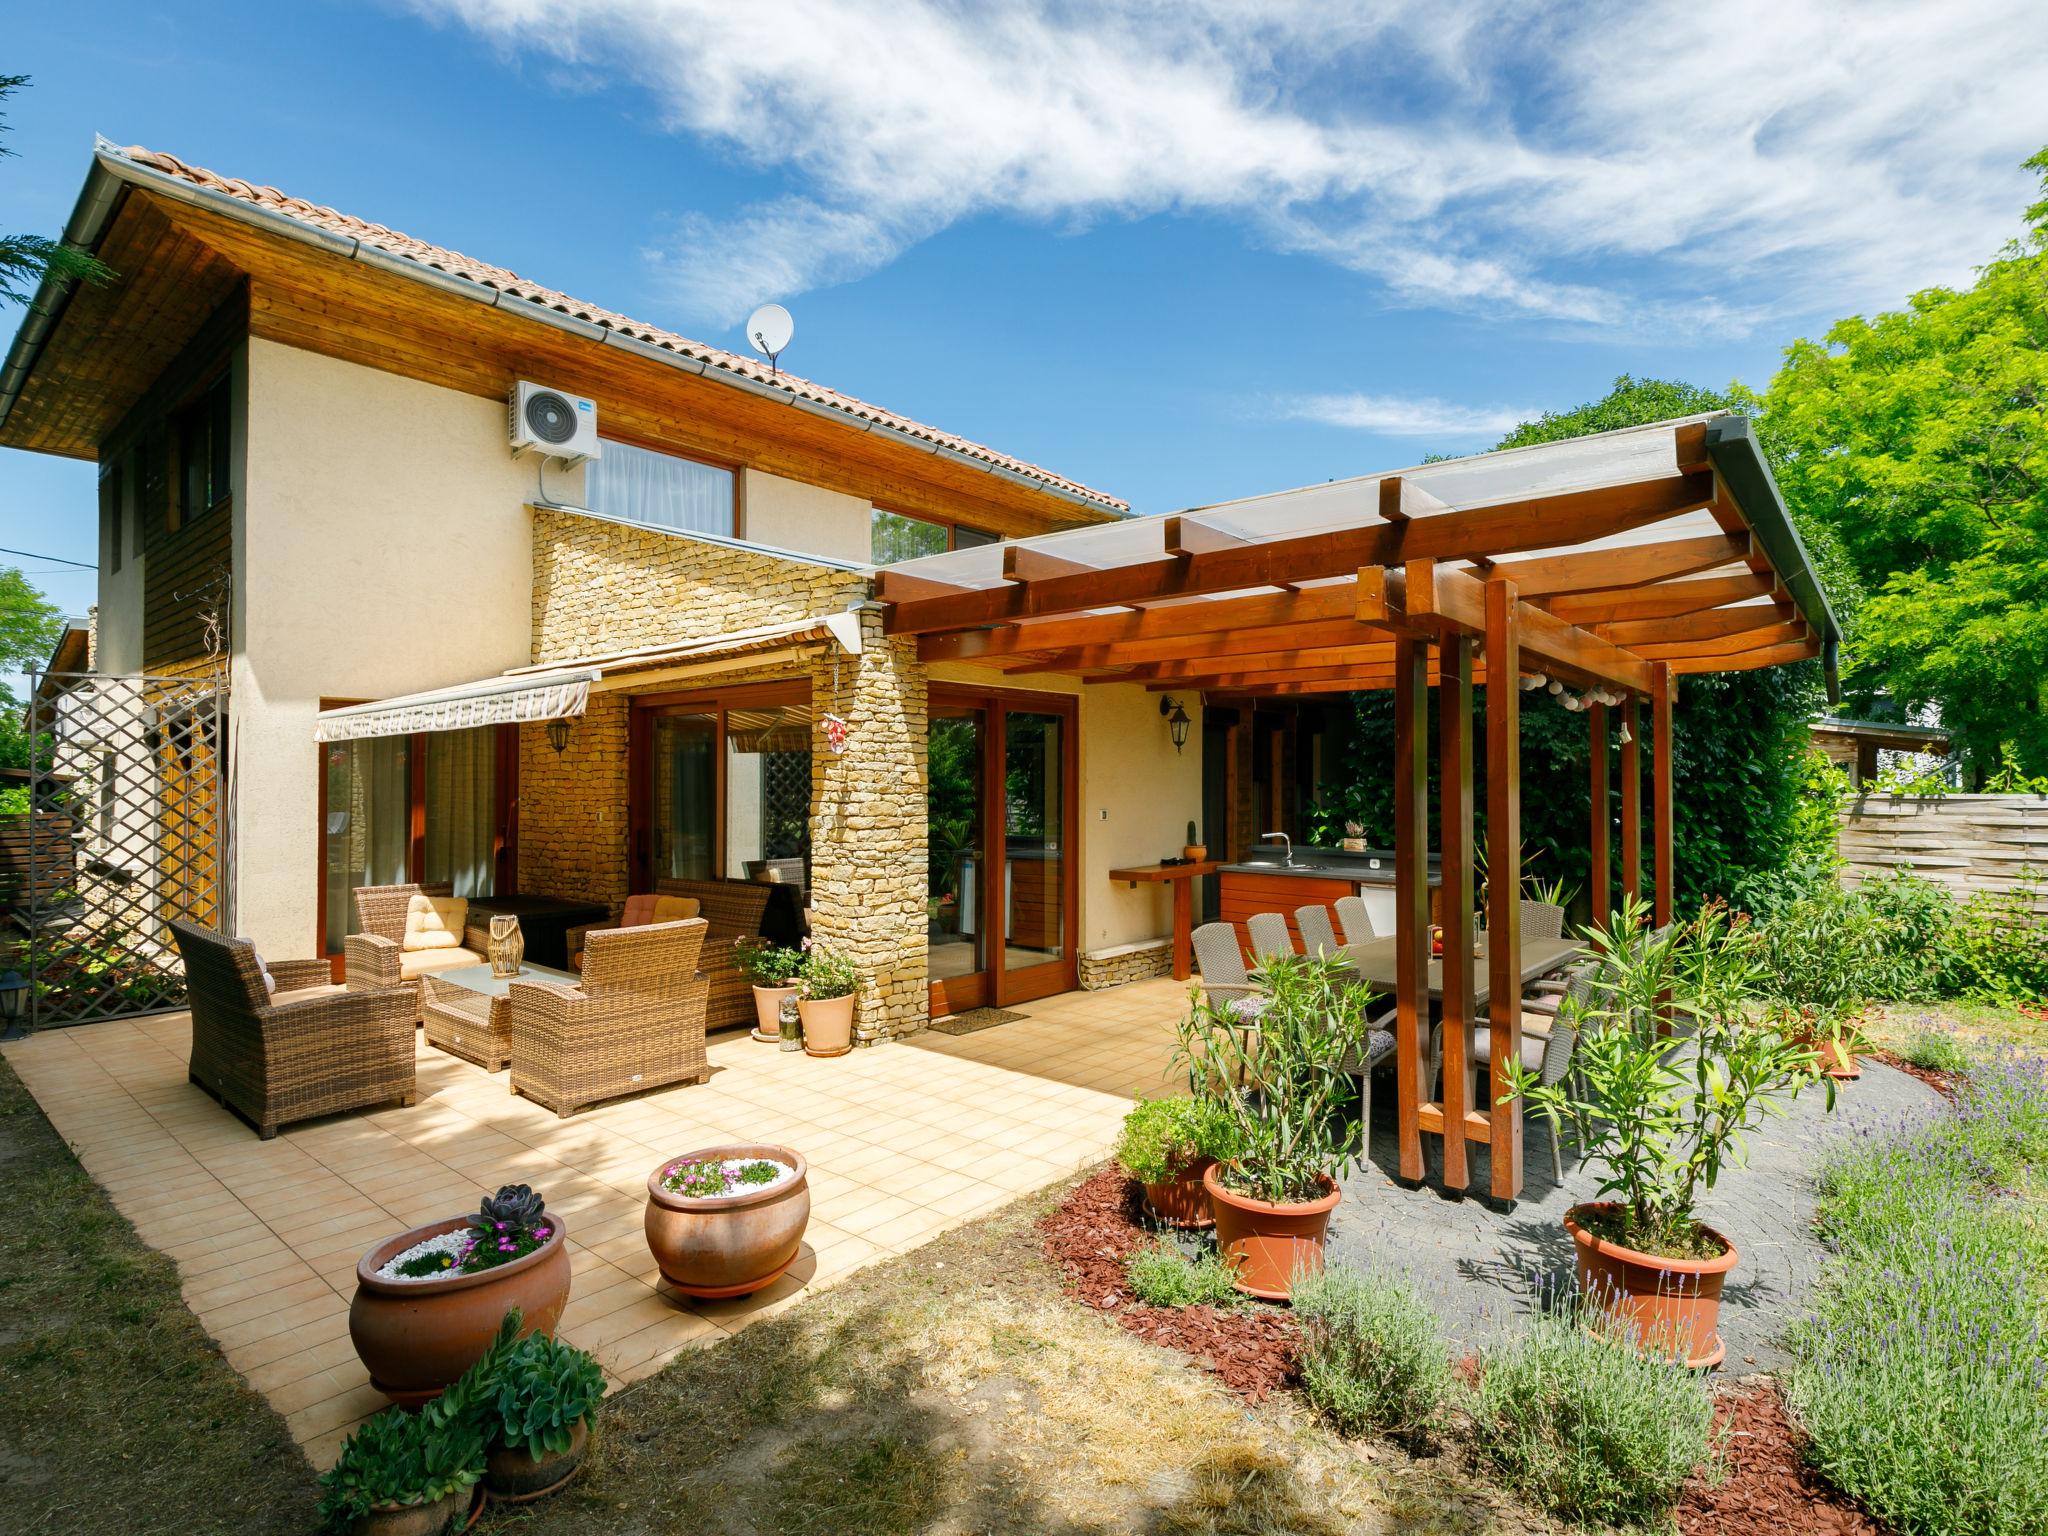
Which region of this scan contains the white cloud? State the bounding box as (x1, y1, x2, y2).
(1272, 393, 1538, 439)
(414, 0, 2048, 331)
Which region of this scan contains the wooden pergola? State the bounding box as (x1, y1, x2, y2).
(876, 414, 1839, 1200)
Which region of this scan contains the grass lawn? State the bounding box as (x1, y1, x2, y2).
(0, 1053, 321, 1535)
(1854, 998, 2048, 1058)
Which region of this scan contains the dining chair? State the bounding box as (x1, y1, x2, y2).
(1333, 895, 1378, 944)
(1519, 899, 1568, 940)
(1191, 922, 1265, 1024)
(1343, 1004, 1400, 1152)
(1294, 904, 1342, 959)
(1245, 912, 1296, 966)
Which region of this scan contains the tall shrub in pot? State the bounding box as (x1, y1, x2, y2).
(1506, 898, 1831, 1366)
(1174, 952, 1371, 1298)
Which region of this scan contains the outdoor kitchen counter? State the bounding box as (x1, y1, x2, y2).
(1218, 849, 1444, 951)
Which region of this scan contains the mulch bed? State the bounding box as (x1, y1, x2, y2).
(1676, 1382, 1890, 1536)
(1868, 1048, 1962, 1100)
(1039, 1167, 1298, 1402)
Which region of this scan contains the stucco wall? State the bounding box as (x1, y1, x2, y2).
(231, 339, 541, 955)
(741, 468, 873, 565)
(925, 662, 1204, 954)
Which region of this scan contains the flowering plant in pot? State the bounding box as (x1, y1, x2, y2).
(794, 940, 860, 1057)
(1173, 952, 1371, 1298)
(1115, 1096, 1238, 1228)
(644, 1144, 811, 1298)
(734, 937, 805, 1042)
(1505, 898, 1832, 1367)
(350, 1185, 571, 1406)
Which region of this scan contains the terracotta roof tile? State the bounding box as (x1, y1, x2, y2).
(110, 145, 1126, 514)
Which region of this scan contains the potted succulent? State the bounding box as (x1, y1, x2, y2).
(794, 940, 860, 1056)
(734, 937, 805, 1043)
(1182, 819, 1207, 863)
(1507, 899, 1833, 1368)
(1115, 1095, 1237, 1228)
(644, 1144, 811, 1298)
(481, 1330, 605, 1502)
(1339, 820, 1367, 853)
(351, 1185, 571, 1406)
(1174, 953, 1371, 1298)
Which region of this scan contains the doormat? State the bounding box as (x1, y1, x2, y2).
(929, 1007, 1027, 1036)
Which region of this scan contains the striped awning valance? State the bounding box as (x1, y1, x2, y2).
(313, 669, 600, 743)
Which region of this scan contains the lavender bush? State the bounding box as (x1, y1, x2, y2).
(1787, 1051, 2048, 1536)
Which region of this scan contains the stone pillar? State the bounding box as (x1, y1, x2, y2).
(807, 608, 929, 1042)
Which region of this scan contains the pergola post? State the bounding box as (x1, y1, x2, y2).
(1484, 578, 1524, 1199)
(1437, 631, 1476, 1191)
(1392, 634, 1431, 1182)
(1652, 661, 1675, 927)
(1588, 701, 1610, 928)
(1620, 693, 1642, 908)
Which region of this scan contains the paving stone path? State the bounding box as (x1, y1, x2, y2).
(1326, 1059, 1942, 1372)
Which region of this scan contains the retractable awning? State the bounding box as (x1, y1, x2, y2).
(313, 611, 863, 743)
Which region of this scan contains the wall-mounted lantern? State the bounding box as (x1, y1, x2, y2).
(546, 718, 572, 755)
(1159, 695, 1192, 754)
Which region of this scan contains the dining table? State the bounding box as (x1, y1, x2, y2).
(1330, 932, 1583, 1010)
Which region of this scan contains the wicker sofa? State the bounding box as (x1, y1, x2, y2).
(566, 879, 796, 1035)
(508, 919, 711, 1117)
(344, 882, 492, 1023)
(172, 920, 416, 1139)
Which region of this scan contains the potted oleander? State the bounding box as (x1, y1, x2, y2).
(795, 940, 859, 1057)
(644, 1145, 812, 1298)
(1506, 899, 1833, 1367)
(350, 1185, 571, 1406)
(735, 936, 805, 1043)
(1115, 1095, 1237, 1228)
(1174, 953, 1370, 1298)
(481, 1330, 605, 1502)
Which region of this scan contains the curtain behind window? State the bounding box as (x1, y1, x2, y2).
(584, 439, 734, 535)
(424, 727, 497, 897)
(324, 737, 410, 953)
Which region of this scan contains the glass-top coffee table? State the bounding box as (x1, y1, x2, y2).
(420, 962, 578, 1072)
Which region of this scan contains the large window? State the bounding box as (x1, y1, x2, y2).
(870, 507, 997, 565)
(320, 723, 512, 956)
(170, 372, 232, 532)
(635, 683, 812, 897)
(584, 438, 736, 536)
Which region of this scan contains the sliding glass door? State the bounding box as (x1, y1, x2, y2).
(927, 687, 1077, 1014)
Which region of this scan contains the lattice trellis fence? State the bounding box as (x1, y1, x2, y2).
(24, 671, 229, 1028)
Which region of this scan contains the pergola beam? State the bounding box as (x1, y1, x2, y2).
(1486, 531, 1750, 599)
(914, 583, 1357, 663)
(1547, 571, 1772, 625)
(1595, 604, 1793, 647)
(1369, 562, 1658, 694)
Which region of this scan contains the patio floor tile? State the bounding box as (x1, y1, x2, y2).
(1, 975, 1186, 1466)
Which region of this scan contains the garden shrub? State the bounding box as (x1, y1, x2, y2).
(1941, 875, 2048, 1006)
(1472, 1305, 1717, 1527)
(1123, 1240, 1239, 1308)
(1114, 1095, 1236, 1185)
(1788, 1051, 2048, 1536)
(1290, 1266, 1451, 1440)
(1900, 1026, 1972, 1075)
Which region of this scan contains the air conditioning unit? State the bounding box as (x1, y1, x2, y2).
(508, 381, 602, 462)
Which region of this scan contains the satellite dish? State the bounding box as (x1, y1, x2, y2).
(745, 303, 794, 375)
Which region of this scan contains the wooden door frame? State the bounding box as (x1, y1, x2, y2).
(926, 683, 1081, 1013)
(627, 678, 811, 891)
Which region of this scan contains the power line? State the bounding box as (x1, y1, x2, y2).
(0, 545, 96, 571)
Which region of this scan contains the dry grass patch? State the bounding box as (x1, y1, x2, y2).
(489, 1180, 1524, 1536)
(1856, 1000, 2048, 1059)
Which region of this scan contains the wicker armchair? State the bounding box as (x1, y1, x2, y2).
(566, 879, 786, 1035)
(508, 919, 711, 1118)
(172, 921, 416, 1140)
(344, 882, 491, 1023)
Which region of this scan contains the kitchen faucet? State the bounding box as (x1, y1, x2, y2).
(1261, 831, 1295, 868)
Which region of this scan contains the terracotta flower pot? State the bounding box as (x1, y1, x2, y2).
(645, 1144, 811, 1299)
(351, 1485, 472, 1536)
(1142, 1154, 1216, 1229)
(485, 1418, 589, 1504)
(1564, 1202, 1739, 1369)
(1817, 1039, 1861, 1080)
(799, 994, 855, 1056)
(1182, 844, 1208, 863)
(751, 984, 798, 1043)
(1203, 1164, 1340, 1300)
(350, 1216, 571, 1407)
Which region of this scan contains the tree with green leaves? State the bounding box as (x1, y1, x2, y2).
(1325, 376, 1826, 914)
(1750, 149, 2048, 784)
(1, 74, 113, 305)
(0, 566, 65, 774)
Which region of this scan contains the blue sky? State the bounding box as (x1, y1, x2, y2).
(5, 0, 2046, 641)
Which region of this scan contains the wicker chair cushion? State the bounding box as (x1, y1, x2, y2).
(235, 940, 277, 996)
(1470, 1025, 1549, 1074)
(620, 893, 702, 928)
(403, 894, 469, 951)
(399, 946, 487, 980)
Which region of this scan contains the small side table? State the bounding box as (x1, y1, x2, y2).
(1108, 861, 1218, 980)
(421, 961, 578, 1072)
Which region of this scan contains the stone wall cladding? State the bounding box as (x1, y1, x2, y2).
(520, 510, 930, 1042)
(1079, 939, 1172, 990)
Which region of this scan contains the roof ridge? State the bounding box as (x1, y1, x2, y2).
(105, 143, 1126, 513)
